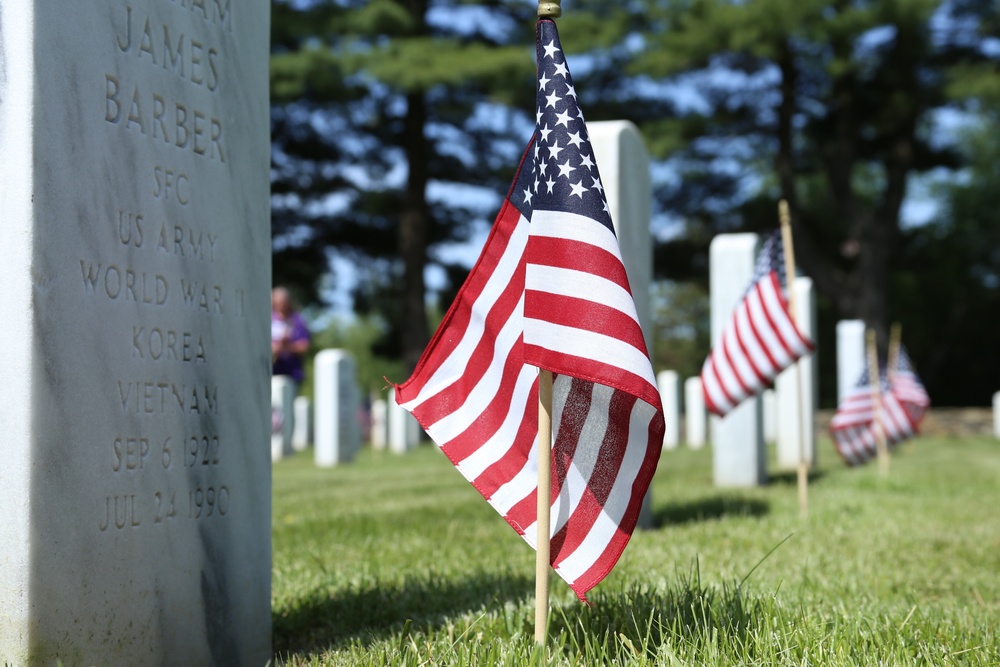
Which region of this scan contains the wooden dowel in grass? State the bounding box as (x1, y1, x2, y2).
(535, 368, 553, 647)
(779, 200, 809, 518)
(867, 329, 890, 476)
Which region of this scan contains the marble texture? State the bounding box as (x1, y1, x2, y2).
(0, 1, 272, 664)
(314, 349, 360, 467)
(709, 234, 765, 487)
(837, 320, 866, 402)
(684, 376, 706, 449)
(657, 371, 681, 450)
(293, 395, 312, 451)
(272, 376, 296, 461)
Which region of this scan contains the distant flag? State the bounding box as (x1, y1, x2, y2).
(700, 231, 815, 417)
(890, 346, 930, 429)
(394, 19, 664, 601)
(830, 360, 918, 466)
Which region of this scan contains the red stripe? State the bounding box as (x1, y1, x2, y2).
(749, 278, 794, 365)
(729, 301, 772, 387)
(465, 379, 539, 500)
(526, 236, 632, 293)
(523, 292, 648, 356)
(762, 272, 815, 353)
(524, 344, 660, 411)
(718, 330, 754, 401)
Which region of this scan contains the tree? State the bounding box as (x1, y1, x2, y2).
(634, 0, 997, 354)
(270, 0, 538, 372)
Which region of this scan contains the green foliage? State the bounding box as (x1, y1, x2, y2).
(302, 315, 405, 400)
(272, 436, 1000, 665)
(651, 281, 710, 379)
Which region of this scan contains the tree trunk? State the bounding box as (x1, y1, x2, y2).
(399, 89, 430, 375)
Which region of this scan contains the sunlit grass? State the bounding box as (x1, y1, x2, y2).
(272, 436, 1000, 665)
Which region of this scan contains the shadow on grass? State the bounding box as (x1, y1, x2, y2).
(653, 496, 770, 527)
(272, 571, 532, 657)
(767, 469, 826, 486)
(550, 573, 784, 664)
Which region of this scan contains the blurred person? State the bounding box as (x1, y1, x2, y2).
(271, 287, 311, 385)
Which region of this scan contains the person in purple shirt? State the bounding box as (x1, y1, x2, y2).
(271, 287, 310, 385)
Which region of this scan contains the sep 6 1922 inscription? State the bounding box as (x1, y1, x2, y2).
(0, 0, 270, 664)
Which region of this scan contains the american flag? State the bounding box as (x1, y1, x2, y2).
(395, 19, 664, 601)
(700, 231, 814, 417)
(890, 346, 930, 428)
(830, 360, 917, 466)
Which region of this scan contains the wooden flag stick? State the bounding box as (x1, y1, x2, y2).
(779, 200, 809, 518)
(867, 329, 890, 476)
(534, 0, 560, 649)
(535, 369, 553, 646)
(887, 322, 902, 385)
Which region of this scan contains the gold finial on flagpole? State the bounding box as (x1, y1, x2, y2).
(538, 0, 562, 18)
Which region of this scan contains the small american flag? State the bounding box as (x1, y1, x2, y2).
(395, 19, 664, 601)
(890, 346, 930, 428)
(700, 231, 814, 417)
(830, 360, 917, 466)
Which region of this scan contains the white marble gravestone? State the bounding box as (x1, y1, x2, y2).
(775, 278, 818, 468)
(657, 371, 681, 450)
(709, 234, 766, 487)
(762, 389, 777, 444)
(272, 375, 296, 461)
(590, 121, 656, 526)
(684, 376, 706, 449)
(388, 388, 419, 454)
(293, 395, 312, 451)
(837, 320, 866, 402)
(994, 391, 1000, 440)
(0, 2, 271, 664)
(370, 398, 388, 451)
(314, 349, 361, 467)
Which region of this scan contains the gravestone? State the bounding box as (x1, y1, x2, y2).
(314, 349, 361, 467)
(388, 388, 419, 454)
(709, 234, 765, 487)
(370, 398, 388, 451)
(762, 389, 777, 444)
(837, 320, 866, 402)
(775, 277, 818, 468)
(292, 395, 312, 451)
(272, 375, 296, 461)
(590, 121, 656, 526)
(657, 371, 681, 450)
(684, 376, 706, 449)
(0, 2, 272, 664)
(994, 391, 1000, 440)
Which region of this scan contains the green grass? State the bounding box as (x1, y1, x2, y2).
(272, 437, 1000, 665)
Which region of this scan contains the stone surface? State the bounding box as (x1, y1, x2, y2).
(370, 399, 388, 451)
(293, 396, 312, 451)
(709, 234, 765, 486)
(388, 388, 420, 454)
(762, 390, 777, 444)
(657, 371, 681, 450)
(837, 320, 866, 402)
(684, 376, 706, 449)
(994, 392, 1000, 440)
(314, 349, 361, 467)
(590, 121, 655, 527)
(775, 277, 818, 468)
(0, 2, 272, 664)
(272, 376, 296, 461)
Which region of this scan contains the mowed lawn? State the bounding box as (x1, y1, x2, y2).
(272, 435, 1000, 666)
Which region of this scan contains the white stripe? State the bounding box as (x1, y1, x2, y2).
(489, 448, 537, 527)
(423, 295, 525, 443)
(454, 364, 538, 480)
(708, 336, 747, 410)
(525, 264, 638, 325)
(399, 215, 528, 411)
(523, 318, 658, 389)
(719, 311, 761, 399)
(530, 208, 624, 261)
(554, 399, 656, 584)
(745, 285, 794, 370)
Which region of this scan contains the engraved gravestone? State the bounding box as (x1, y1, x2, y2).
(0, 2, 271, 664)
